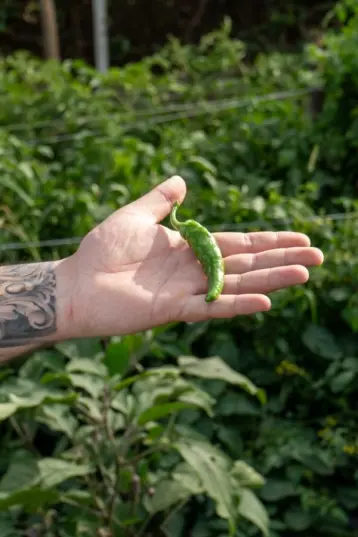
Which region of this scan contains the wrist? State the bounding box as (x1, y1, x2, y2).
(52, 254, 80, 342)
(0, 255, 79, 360)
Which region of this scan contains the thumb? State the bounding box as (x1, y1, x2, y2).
(126, 175, 187, 223)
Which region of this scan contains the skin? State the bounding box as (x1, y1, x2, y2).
(0, 175, 324, 363)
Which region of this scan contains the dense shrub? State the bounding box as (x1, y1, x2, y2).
(0, 2, 357, 536)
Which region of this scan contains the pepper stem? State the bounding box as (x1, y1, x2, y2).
(170, 201, 184, 231)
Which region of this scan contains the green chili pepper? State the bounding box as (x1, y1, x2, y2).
(170, 201, 225, 302)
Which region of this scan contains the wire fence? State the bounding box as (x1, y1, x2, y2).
(0, 87, 317, 151)
(0, 83, 356, 254)
(0, 210, 356, 252)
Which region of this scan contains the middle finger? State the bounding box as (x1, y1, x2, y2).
(224, 247, 323, 275)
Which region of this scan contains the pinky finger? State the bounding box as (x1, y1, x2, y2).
(177, 294, 271, 323)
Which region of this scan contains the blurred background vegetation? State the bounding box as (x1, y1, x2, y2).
(0, 0, 342, 63)
(0, 1, 357, 536)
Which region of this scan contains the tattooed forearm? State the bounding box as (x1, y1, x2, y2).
(0, 263, 57, 348)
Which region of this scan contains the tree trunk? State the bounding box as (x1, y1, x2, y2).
(39, 0, 61, 60)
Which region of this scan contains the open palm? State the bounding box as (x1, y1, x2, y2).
(72, 176, 323, 339)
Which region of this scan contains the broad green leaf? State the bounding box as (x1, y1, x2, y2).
(0, 369, 13, 382)
(55, 339, 103, 359)
(284, 507, 312, 531)
(69, 373, 105, 399)
(293, 451, 334, 475)
(66, 358, 107, 377)
(9, 390, 77, 406)
(178, 388, 214, 416)
(232, 461, 265, 488)
(172, 462, 204, 494)
(113, 367, 179, 392)
(60, 489, 93, 506)
(330, 370, 355, 392)
(0, 403, 18, 422)
(0, 487, 59, 511)
(0, 515, 18, 537)
(37, 405, 78, 438)
(260, 479, 298, 502)
(178, 355, 265, 402)
(144, 479, 193, 514)
(38, 458, 92, 488)
(40, 372, 71, 384)
(77, 396, 103, 421)
(104, 339, 131, 377)
(337, 486, 358, 509)
(175, 437, 236, 526)
(218, 430, 244, 461)
(302, 324, 342, 359)
(238, 488, 269, 536)
(217, 392, 261, 417)
(0, 451, 39, 494)
(342, 306, 358, 332)
(137, 402, 197, 425)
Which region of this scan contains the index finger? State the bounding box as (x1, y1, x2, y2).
(213, 231, 311, 258)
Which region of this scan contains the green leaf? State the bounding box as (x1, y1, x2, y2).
(284, 507, 312, 531)
(238, 488, 269, 536)
(37, 405, 78, 438)
(178, 388, 215, 416)
(189, 155, 217, 175)
(232, 461, 265, 488)
(293, 451, 334, 475)
(69, 373, 105, 398)
(104, 339, 131, 377)
(38, 458, 92, 488)
(302, 324, 342, 359)
(0, 176, 34, 207)
(260, 479, 298, 502)
(55, 339, 103, 359)
(217, 392, 261, 417)
(60, 489, 93, 506)
(66, 358, 107, 377)
(137, 402, 198, 425)
(342, 306, 358, 332)
(175, 437, 236, 527)
(0, 487, 59, 511)
(145, 479, 193, 514)
(178, 355, 265, 402)
(172, 462, 204, 494)
(0, 515, 18, 537)
(216, 426, 243, 458)
(0, 451, 39, 494)
(330, 370, 355, 392)
(10, 387, 76, 405)
(0, 403, 18, 422)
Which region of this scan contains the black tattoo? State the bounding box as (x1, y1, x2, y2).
(0, 263, 56, 348)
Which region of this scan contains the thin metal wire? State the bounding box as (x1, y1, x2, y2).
(0, 87, 315, 138)
(0, 88, 313, 154)
(0, 211, 356, 252)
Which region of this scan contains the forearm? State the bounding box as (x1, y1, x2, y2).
(0, 258, 77, 363)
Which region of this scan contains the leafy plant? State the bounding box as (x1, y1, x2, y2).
(0, 337, 268, 537)
(0, 2, 358, 536)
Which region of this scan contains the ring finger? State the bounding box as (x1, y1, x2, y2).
(221, 265, 310, 296)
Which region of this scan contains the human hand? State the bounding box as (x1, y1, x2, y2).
(66, 176, 324, 339)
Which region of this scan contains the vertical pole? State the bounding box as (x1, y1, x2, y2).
(39, 0, 61, 60)
(92, 0, 109, 72)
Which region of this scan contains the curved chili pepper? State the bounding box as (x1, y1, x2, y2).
(170, 201, 225, 302)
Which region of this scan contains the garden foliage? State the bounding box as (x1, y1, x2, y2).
(0, 2, 357, 536)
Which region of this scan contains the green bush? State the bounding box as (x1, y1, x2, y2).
(0, 2, 358, 536)
(0, 339, 268, 536)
